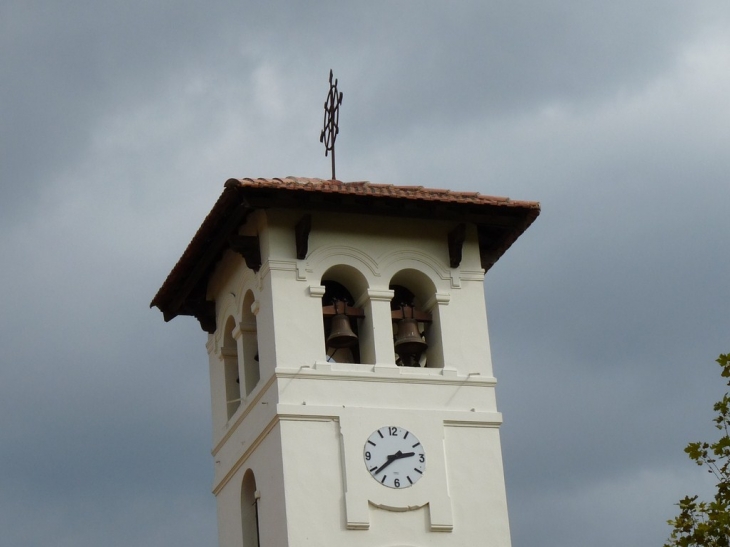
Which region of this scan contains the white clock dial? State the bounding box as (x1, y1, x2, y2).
(363, 426, 426, 489)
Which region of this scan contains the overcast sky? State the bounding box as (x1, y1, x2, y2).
(2, 2, 729, 546)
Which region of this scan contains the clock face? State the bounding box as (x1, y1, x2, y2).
(363, 426, 426, 489)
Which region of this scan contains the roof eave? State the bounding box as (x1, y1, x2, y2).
(151, 181, 540, 327)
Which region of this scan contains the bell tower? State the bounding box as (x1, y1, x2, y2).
(151, 177, 539, 547)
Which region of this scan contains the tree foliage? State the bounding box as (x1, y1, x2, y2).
(665, 353, 730, 547)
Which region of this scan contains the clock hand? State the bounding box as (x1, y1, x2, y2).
(374, 450, 417, 474)
(375, 452, 399, 474)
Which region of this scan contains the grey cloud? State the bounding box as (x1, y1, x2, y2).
(2, 2, 730, 546)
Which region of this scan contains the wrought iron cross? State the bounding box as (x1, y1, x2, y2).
(319, 69, 343, 180)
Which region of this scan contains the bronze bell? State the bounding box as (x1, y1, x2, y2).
(327, 314, 358, 349)
(394, 318, 427, 366)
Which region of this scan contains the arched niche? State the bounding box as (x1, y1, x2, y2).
(222, 316, 241, 418)
(241, 469, 260, 547)
(389, 269, 444, 368)
(321, 265, 371, 364)
(240, 291, 260, 396)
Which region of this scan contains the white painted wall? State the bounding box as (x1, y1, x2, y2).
(204, 209, 512, 547)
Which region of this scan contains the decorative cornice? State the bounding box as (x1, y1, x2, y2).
(309, 285, 326, 298)
(275, 364, 497, 387)
(423, 292, 450, 311)
(362, 288, 395, 303)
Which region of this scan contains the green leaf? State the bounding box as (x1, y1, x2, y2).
(666, 353, 730, 547)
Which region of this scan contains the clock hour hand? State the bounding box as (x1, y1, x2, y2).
(374, 450, 416, 474)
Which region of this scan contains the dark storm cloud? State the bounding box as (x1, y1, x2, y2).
(1, 0, 250, 222)
(479, 53, 730, 542)
(1, 1, 704, 220)
(327, 2, 698, 137)
(2, 2, 729, 547)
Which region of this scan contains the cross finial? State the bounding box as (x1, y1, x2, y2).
(319, 69, 343, 180)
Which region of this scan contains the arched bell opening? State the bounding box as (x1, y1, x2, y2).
(389, 269, 442, 368)
(241, 291, 260, 396)
(222, 316, 242, 418)
(241, 469, 260, 547)
(321, 281, 361, 363)
(321, 265, 369, 364)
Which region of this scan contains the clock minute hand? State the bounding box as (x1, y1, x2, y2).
(375, 450, 416, 475)
(374, 452, 399, 474)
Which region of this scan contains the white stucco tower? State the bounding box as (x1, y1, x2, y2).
(152, 177, 539, 547)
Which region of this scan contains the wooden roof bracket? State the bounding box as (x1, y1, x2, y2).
(229, 235, 262, 272)
(190, 299, 217, 334)
(476, 224, 504, 271)
(448, 223, 466, 268)
(295, 214, 312, 260)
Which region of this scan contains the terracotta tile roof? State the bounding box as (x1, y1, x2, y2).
(151, 177, 540, 330)
(227, 177, 538, 209)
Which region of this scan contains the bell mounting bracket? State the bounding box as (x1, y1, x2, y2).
(322, 299, 365, 318)
(391, 305, 432, 322)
